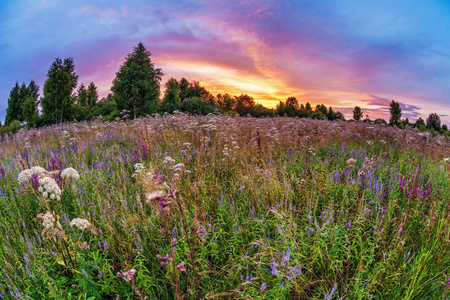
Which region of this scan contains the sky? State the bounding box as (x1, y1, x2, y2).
(1, 0, 450, 123)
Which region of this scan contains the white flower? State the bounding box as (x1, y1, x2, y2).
(163, 156, 175, 164)
(30, 166, 47, 176)
(70, 218, 90, 230)
(173, 163, 185, 171)
(61, 167, 80, 180)
(39, 177, 61, 198)
(42, 211, 55, 229)
(18, 169, 32, 183)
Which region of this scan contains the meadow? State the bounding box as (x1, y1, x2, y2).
(1, 113, 450, 299)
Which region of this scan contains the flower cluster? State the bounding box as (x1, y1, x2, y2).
(38, 177, 62, 200)
(18, 166, 47, 183)
(61, 167, 80, 180)
(156, 254, 173, 269)
(346, 158, 356, 167)
(42, 211, 56, 229)
(117, 269, 136, 282)
(145, 190, 165, 204)
(70, 218, 90, 230)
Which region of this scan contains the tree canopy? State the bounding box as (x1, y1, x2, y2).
(111, 42, 163, 119)
(42, 57, 78, 124)
(389, 100, 402, 126)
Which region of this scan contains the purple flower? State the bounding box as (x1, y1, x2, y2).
(261, 282, 267, 291)
(176, 261, 185, 272)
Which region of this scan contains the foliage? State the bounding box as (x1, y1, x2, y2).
(42, 57, 79, 124)
(389, 100, 402, 126)
(179, 97, 215, 115)
(5, 81, 40, 126)
(86, 82, 98, 108)
(353, 106, 363, 121)
(111, 42, 163, 119)
(235, 94, 256, 116)
(426, 113, 441, 131)
(77, 83, 88, 107)
(161, 78, 181, 113)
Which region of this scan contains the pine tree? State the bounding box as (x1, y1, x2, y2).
(5, 82, 22, 125)
(77, 83, 87, 106)
(87, 82, 98, 108)
(42, 57, 78, 124)
(111, 42, 163, 119)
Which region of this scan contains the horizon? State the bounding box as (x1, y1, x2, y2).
(1, 1, 450, 124)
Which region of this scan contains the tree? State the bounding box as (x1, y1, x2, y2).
(389, 100, 402, 126)
(42, 57, 78, 124)
(426, 113, 441, 131)
(305, 102, 312, 113)
(216, 93, 236, 111)
(234, 94, 256, 116)
(178, 78, 190, 103)
(5, 81, 40, 125)
(180, 97, 215, 115)
(353, 106, 363, 121)
(285, 97, 299, 111)
(161, 78, 180, 112)
(77, 83, 87, 106)
(5, 82, 22, 125)
(86, 82, 98, 108)
(111, 42, 163, 119)
(328, 106, 336, 120)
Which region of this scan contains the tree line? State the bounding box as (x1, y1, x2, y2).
(2, 42, 447, 136)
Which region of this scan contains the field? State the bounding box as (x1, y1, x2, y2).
(1, 113, 450, 299)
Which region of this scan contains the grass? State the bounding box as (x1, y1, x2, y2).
(0, 113, 450, 299)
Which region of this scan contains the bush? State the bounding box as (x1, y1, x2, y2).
(179, 97, 215, 115)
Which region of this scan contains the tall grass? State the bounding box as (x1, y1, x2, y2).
(0, 113, 450, 299)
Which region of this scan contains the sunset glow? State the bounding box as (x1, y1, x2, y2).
(1, 0, 450, 123)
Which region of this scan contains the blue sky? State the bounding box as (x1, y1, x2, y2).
(1, 0, 450, 123)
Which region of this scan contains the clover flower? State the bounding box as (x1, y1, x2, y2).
(117, 269, 136, 282)
(163, 156, 175, 164)
(173, 163, 185, 172)
(70, 218, 90, 230)
(61, 167, 80, 180)
(156, 254, 173, 268)
(42, 211, 56, 229)
(346, 158, 356, 167)
(38, 177, 61, 200)
(176, 261, 185, 272)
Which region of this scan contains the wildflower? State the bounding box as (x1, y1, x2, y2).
(38, 177, 61, 200)
(117, 269, 136, 282)
(173, 163, 185, 171)
(70, 218, 90, 230)
(346, 158, 356, 167)
(42, 211, 55, 229)
(261, 282, 267, 291)
(159, 200, 172, 208)
(61, 167, 80, 180)
(176, 261, 185, 272)
(324, 283, 338, 300)
(156, 254, 173, 268)
(18, 169, 33, 183)
(145, 191, 165, 203)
